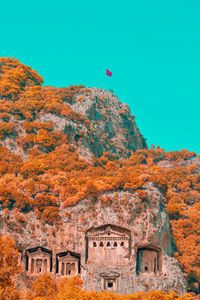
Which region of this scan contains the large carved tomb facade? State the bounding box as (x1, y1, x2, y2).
(86, 225, 131, 265)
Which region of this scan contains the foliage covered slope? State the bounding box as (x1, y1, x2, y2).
(0, 57, 200, 294)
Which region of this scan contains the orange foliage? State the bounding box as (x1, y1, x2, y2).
(0, 174, 30, 210)
(29, 273, 57, 298)
(41, 206, 60, 224)
(136, 189, 148, 201)
(170, 202, 200, 294)
(0, 112, 10, 122)
(164, 149, 197, 161)
(23, 121, 53, 133)
(0, 122, 17, 139)
(32, 194, 57, 211)
(0, 57, 43, 100)
(0, 235, 22, 299)
(0, 145, 22, 175)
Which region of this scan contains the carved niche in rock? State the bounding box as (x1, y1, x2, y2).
(136, 246, 161, 275)
(100, 271, 120, 291)
(26, 247, 52, 275)
(86, 224, 131, 265)
(56, 251, 80, 276)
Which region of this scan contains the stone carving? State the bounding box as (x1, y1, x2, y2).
(56, 251, 80, 276)
(26, 247, 52, 275)
(86, 224, 131, 265)
(100, 271, 120, 291)
(136, 246, 161, 275)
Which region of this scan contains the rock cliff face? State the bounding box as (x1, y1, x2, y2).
(0, 184, 187, 295)
(1, 87, 147, 161)
(70, 88, 147, 159)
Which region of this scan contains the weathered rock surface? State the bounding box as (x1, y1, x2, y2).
(1, 87, 147, 161)
(71, 88, 147, 160)
(0, 184, 187, 295)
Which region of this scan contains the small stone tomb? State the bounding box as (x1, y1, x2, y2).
(57, 251, 79, 276)
(136, 247, 160, 275)
(100, 271, 120, 291)
(26, 247, 52, 275)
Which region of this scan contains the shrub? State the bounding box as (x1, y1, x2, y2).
(0, 122, 17, 139)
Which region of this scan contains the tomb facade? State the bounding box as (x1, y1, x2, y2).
(26, 247, 52, 275)
(86, 225, 130, 265)
(100, 271, 120, 291)
(136, 246, 161, 275)
(56, 251, 80, 276)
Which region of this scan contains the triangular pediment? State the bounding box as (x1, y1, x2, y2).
(58, 252, 78, 262)
(28, 247, 51, 257)
(105, 225, 112, 232)
(36, 248, 42, 255)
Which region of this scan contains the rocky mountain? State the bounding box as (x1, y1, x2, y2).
(0, 85, 147, 161)
(0, 58, 146, 161)
(0, 57, 199, 296)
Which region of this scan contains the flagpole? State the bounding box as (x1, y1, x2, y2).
(105, 69, 112, 91)
(104, 69, 106, 91)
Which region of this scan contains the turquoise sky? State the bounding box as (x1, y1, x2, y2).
(0, 0, 199, 154)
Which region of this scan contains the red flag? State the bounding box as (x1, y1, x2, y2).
(106, 69, 112, 77)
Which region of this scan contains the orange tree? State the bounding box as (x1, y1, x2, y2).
(0, 57, 43, 100)
(0, 235, 22, 299)
(27, 273, 57, 299)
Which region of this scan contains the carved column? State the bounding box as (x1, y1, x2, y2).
(43, 259, 45, 273)
(27, 257, 30, 273)
(42, 259, 44, 273)
(45, 259, 47, 273)
(48, 258, 50, 273)
(42, 259, 47, 273)
(52, 251, 56, 275)
(60, 261, 65, 276)
(65, 263, 68, 275)
(33, 259, 35, 274)
(75, 262, 78, 275)
(59, 261, 61, 275)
